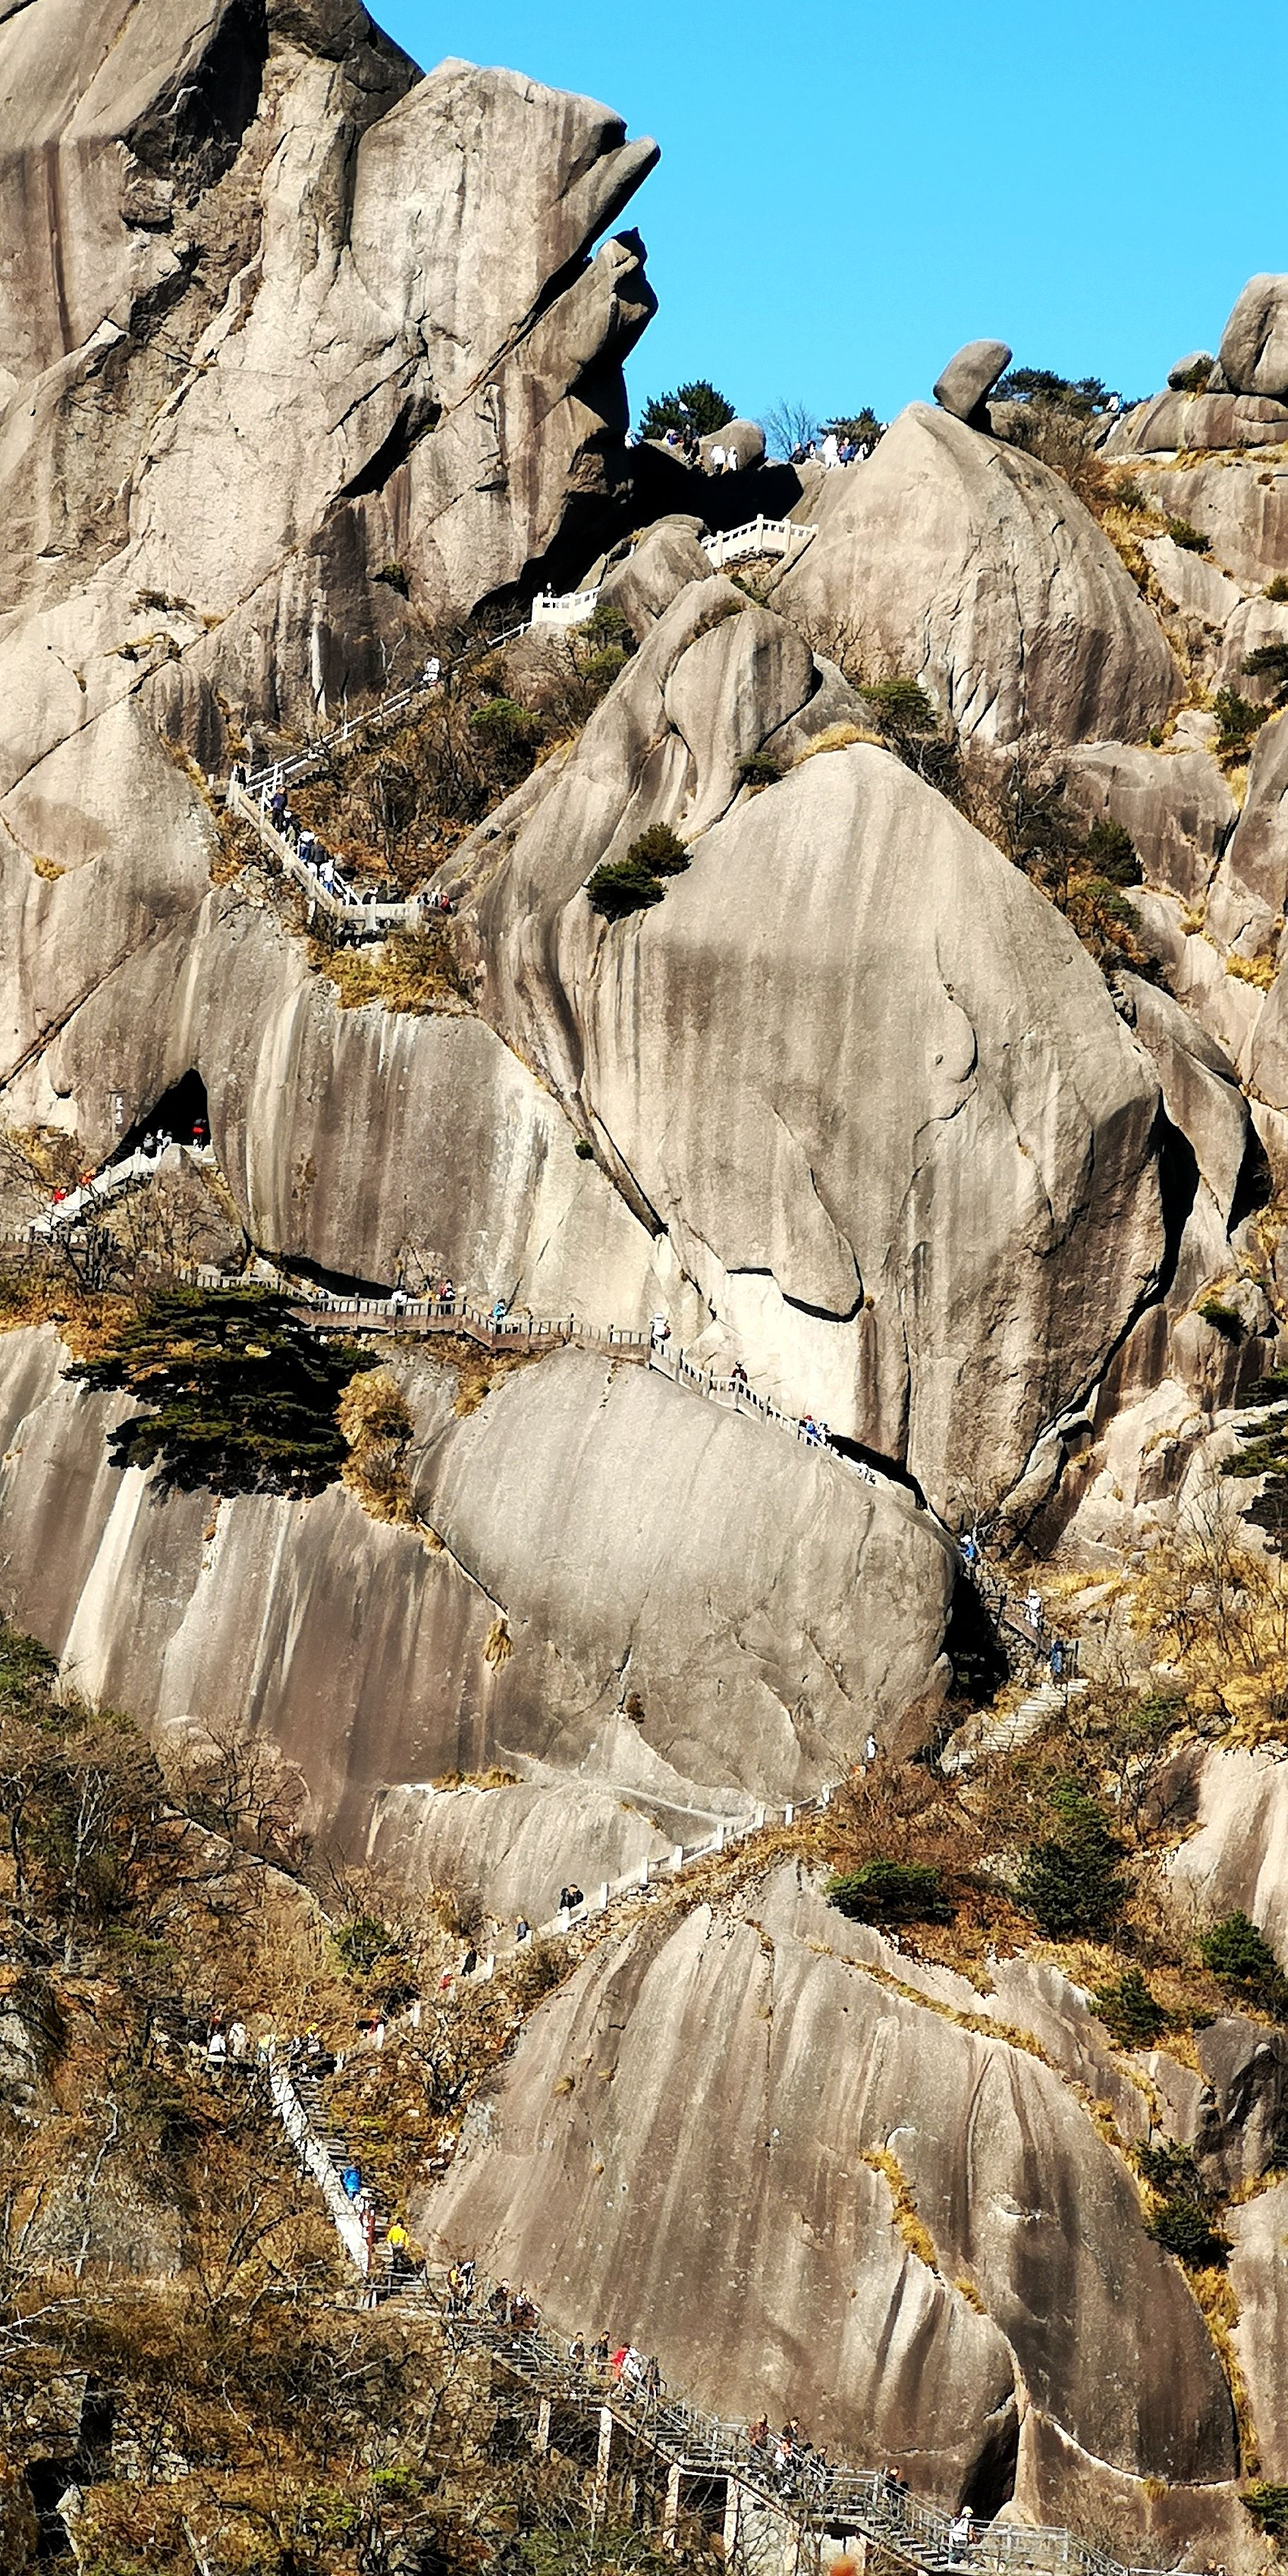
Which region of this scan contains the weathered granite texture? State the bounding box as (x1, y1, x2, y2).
(771, 404, 1179, 746)
(425, 1864, 1239, 2546)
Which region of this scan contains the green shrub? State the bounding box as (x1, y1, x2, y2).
(468, 696, 545, 763)
(587, 823, 691, 922)
(1083, 816, 1141, 886)
(574, 1138, 594, 1159)
(863, 676, 937, 737)
(1147, 2196, 1231, 2267)
(994, 368, 1111, 417)
(333, 1914, 398, 1976)
(1198, 1296, 1243, 1341)
(1242, 641, 1288, 708)
(69, 1288, 373, 1498)
(1112, 477, 1146, 513)
(825, 1859, 950, 1924)
(1166, 517, 1210, 552)
(1094, 1967, 1167, 2047)
(1015, 1784, 1127, 1938)
(1265, 575, 1288, 602)
(1199, 1912, 1288, 2013)
(1171, 360, 1213, 393)
(739, 752, 784, 789)
(1136, 2138, 1200, 2194)
(374, 561, 408, 595)
(578, 603, 636, 652)
(585, 859, 664, 920)
(1213, 689, 1268, 758)
(579, 646, 632, 695)
(627, 823, 689, 876)
(1244, 2485, 1288, 2540)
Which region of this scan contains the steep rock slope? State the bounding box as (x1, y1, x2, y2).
(426, 1866, 1238, 2546)
(0, 1330, 953, 1870)
(772, 405, 1179, 746)
(466, 585, 1169, 1508)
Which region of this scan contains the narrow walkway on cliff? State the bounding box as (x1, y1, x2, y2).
(222, 516, 816, 938)
(21, 1152, 1059, 1665)
(249, 1950, 1152, 2576)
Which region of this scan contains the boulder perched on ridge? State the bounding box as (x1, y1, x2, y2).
(933, 337, 1012, 425)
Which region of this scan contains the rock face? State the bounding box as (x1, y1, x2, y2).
(596, 516, 711, 638)
(1104, 392, 1288, 455)
(1220, 275, 1288, 400)
(0, 0, 658, 770)
(1062, 741, 1236, 907)
(0, 1328, 953, 1884)
(466, 582, 1169, 1510)
(773, 405, 1179, 746)
(932, 338, 1012, 426)
(425, 1865, 1238, 2538)
(1168, 352, 1215, 389)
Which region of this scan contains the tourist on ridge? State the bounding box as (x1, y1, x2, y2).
(341, 2162, 362, 2200)
(1025, 1585, 1044, 1632)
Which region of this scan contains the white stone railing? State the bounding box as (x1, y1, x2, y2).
(700, 515, 815, 569)
(28, 1140, 215, 1239)
(529, 584, 603, 629)
(530, 520, 817, 632)
(268, 2059, 371, 2272)
(226, 777, 435, 934)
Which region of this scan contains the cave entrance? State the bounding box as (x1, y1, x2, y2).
(112, 1071, 209, 1162)
(961, 2403, 1018, 2518)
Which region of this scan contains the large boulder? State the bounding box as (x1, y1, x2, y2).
(932, 338, 1012, 425)
(0, 1328, 954, 1876)
(772, 404, 1179, 746)
(1220, 275, 1288, 400)
(465, 584, 1169, 1511)
(424, 1864, 1238, 2536)
(596, 516, 711, 639)
(1103, 392, 1288, 455)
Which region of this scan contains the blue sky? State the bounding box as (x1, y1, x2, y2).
(374, 1, 1286, 431)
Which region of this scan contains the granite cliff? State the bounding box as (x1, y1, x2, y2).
(9, 2, 1288, 2565)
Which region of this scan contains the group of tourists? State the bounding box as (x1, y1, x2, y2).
(237, 775, 453, 928)
(790, 426, 883, 468)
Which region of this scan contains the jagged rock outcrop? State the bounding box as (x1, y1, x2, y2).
(770, 404, 1179, 746)
(0, 1328, 953, 1875)
(463, 579, 1169, 1510)
(0, 0, 658, 799)
(1125, 457, 1288, 588)
(424, 1864, 1239, 2542)
(1213, 712, 1288, 971)
(1169, 1745, 1288, 1952)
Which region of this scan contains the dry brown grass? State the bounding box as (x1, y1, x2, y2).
(1189, 2267, 1260, 2471)
(312, 922, 471, 1018)
(338, 1365, 417, 1526)
(861, 2147, 941, 2271)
